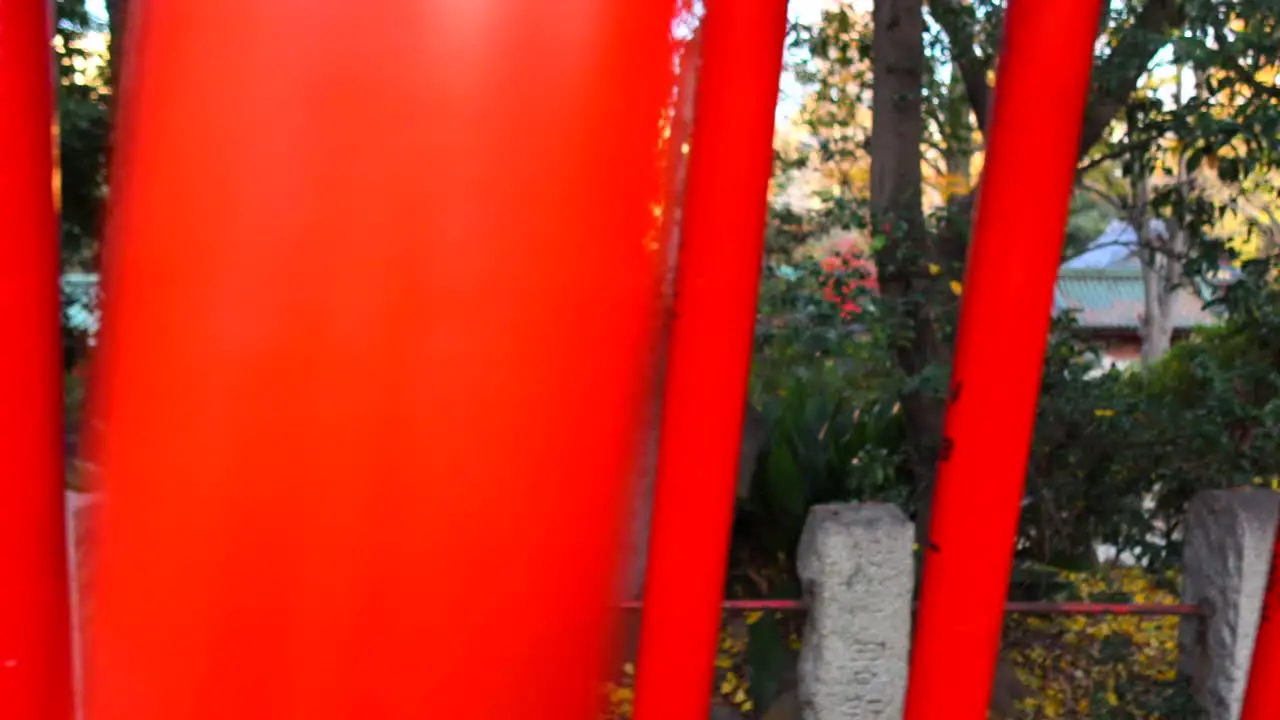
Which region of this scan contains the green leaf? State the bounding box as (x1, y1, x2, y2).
(746, 613, 787, 714)
(763, 437, 806, 524)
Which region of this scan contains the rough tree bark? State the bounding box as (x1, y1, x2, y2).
(1257, 209, 1280, 257)
(870, 0, 936, 546)
(1139, 217, 1185, 363)
(1138, 62, 1197, 364)
(942, 71, 976, 191)
(105, 0, 124, 81)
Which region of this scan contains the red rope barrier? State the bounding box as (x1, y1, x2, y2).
(1002, 602, 1202, 617)
(618, 600, 1203, 616)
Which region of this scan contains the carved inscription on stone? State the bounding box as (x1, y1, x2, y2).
(796, 504, 914, 719)
(846, 641, 887, 716)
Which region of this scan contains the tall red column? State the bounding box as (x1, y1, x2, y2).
(903, 0, 1103, 717)
(0, 1, 73, 718)
(89, 1, 679, 718)
(631, 0, 788, 716)
(1242, 524, 1280, 719)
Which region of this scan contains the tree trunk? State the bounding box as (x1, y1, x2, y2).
(1131, 157, 1171, 365)
(1260, 215, 1280, 258)
(1138, 65, 1196, 365)
(1139, 216, 1181, 365)
(105, 0, 125, 83)
(942, 70, 975, 192)
(871, 0, 940, 547)
(101, 0, 126, 271)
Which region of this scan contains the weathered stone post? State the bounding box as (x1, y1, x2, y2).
(66, 490, 100, 720)
(1180, 489, 1280, 719)
(796, 503, 915, 719)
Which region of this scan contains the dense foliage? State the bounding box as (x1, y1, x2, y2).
(55, 0, 109, 269)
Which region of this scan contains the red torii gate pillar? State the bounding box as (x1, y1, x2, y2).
(903, 0, 1105, 715)
(0, 0, 73, 717)
(88, 1, 682, 718)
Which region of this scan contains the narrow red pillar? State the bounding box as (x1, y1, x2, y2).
(89, 1, 679, 718)
(0, 1, 73, 718)
(1242, 524, 1280, 719)
(902, 0, 1103, 717)
(631, 0, 789, 716)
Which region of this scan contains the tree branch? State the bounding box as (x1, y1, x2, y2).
(1234, 62, 1280, 104)
(1074, 125, 1167, 176)
(1076, 181, 1126, 211)
(927, 0, 992, 135)
(1077, 0, 1184, 158)
(923, 136, 949, 159)
(923, 152, 948, 179)
(934, 0, 1183, 162)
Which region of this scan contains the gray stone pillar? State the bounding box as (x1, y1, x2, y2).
(796, 503, 914, 719)
(1180, 489, 1280, 720)
(66, 491, 100, 720)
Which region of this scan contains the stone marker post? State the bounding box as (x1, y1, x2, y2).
(1181, 489, 1280, 720)
(66, 491, 99, 720)
(796, 503, 914, 719)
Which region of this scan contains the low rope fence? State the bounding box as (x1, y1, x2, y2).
(617, 599, 1204, 615)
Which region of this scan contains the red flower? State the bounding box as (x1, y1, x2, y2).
(819, 244, 879, 319)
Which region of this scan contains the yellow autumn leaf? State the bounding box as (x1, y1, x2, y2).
(939, 173, 970, 197)
(949, 280, 963, 296)
(928, 263, 942, 276)
(744, 611, 763, 626)
(1094, 408, 1116, 417)
(609, 686, 633, 703)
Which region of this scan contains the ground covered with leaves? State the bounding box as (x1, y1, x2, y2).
(1004, 569, 1195, 719)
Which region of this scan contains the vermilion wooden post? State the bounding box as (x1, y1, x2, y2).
(1241, 524, 1280, 719)
(88, 1, 680, 718)
(0, 1, 73, 718)
(631, 0, 788, 716)
(903, 0, 1104, 717)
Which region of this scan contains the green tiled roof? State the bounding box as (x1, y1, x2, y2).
(1054, 267, 1218, 330)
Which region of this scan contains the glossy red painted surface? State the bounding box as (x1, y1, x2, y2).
(0, 1, 73, 717)
(903, 0, 1106, 717)
(89, 1, 680, 717)
(631, 0, 789, 717)
(1242, 524, 1280, 719)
